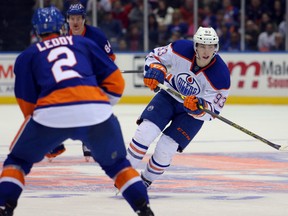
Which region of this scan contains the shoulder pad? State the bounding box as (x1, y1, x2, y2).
(203, 55, 231, 90)
(171, 40, 195, 60)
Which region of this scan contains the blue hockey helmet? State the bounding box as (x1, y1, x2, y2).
(66, 3, 86, 17)
(32, 6, 65, 35)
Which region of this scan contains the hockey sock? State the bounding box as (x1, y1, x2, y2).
(0, 166, 23, 208)
(121, 181, 149, 212)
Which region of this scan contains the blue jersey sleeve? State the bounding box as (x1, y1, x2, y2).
(14, 49, 39, 104)
(75, 37, 117, 83)
(85, 25, 114, 58)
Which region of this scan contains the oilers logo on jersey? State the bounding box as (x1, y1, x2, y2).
(176, 73, 200, 96)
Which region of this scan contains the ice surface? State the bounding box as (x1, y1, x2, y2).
(1, 104, 288, 216)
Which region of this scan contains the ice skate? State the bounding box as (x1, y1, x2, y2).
(141, 174, 152, 188)
(0, 202, 16, 216)
(45, 144, 66, 162)
(136, 203, 154, 216)
(114, 183, 120, 196)
(82, 143, 92, 162)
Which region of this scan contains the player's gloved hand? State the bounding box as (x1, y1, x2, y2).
(144, 63, 167, 91)
(183, 95, 207, 116)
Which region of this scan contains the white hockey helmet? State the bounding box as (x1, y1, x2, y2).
(193, 26, 219, 54)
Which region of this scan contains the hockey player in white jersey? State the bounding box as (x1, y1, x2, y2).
(126, 26, 231, 187)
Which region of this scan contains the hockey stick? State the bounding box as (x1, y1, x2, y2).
(121, 70, 143, 74)
(157, 83, 288, 152)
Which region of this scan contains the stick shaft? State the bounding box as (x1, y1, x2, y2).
(199, 106, 281, 150)
(121, 70, 143, 74)
(157, 83, 282, 151)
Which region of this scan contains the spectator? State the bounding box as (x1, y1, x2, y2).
(245, 20, 260, 51)
(121, 0, 133, 5)
(86, 0, 111, 13)
(259, 12, 272, 32)
(222, 0, 240, 32)
(116, 38, 128, 51)
(157, 22, 169, 46)
(227, 31, 241, 51)
(179, 0, 195, 24)
(246, 0, 269, 25)
(126, 24, 143, 51)
(185, 16, 196, 38)
(165, 0, 183, 9)
(218, 24, 231, 51)
(148, 13, 159, 50)
(206, 0, 222, 13)
(167, 31, 182, 43)
(271, 32, 285, 51)
(86, 0, 112, 24)
(201, 5, 217, 29)
(128, 0, 144, 27)
(111, 0, 133, 33)
(164, 9, 188, 40)
(213, 9, 225, 33)
(149, 0, 158, 10)
(99, 11, 123, 49)
(270, 0, 285, 25)
(278, 15, 286, 37)
(153, 0, 174, 26)
(257, 22, 277, 52)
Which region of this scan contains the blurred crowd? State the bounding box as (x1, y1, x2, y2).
(0, 0, 286, 52)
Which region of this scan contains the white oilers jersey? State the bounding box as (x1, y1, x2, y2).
(145, 39, 231, 121)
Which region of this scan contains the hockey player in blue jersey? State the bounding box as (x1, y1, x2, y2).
(67, 3, 116, 61)
(0, 6, 154, 216)
(126, 26, 231, 187)
(46, 3, 116, 161)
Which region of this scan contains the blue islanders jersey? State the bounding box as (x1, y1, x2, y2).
(14, 35, 124, 128)
(145, 39, 231, 121)
(69, 24, 116, 61)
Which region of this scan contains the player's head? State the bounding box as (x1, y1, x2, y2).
(66, 3, 86, 35)
(193, 26, 219, 61)
(32, 6, 65, 36)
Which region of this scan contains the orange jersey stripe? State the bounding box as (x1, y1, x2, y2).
(37, 85, 109, 107)
(109, 53, 116, 61)
(100, 69, 125, 95)
(9, 116, 31, 151)
(1, 165, 25, 185)
(166, 74, 173, 82)
(16, 98, 36, 118)
(150, 63, 167, 74)
(114, 167, 139, 189)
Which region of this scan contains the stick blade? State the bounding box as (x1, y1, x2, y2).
(279, 145, 288, 152)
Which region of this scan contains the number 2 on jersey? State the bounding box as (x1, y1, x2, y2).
(48, 46, 82, 82)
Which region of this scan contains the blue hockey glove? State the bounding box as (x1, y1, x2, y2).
(183, 95, 207, 116)
(144, 63, 167, 91)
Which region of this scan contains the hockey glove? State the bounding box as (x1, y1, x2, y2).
(144, 63, 167, 91)
(183, 95, 207, 116)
